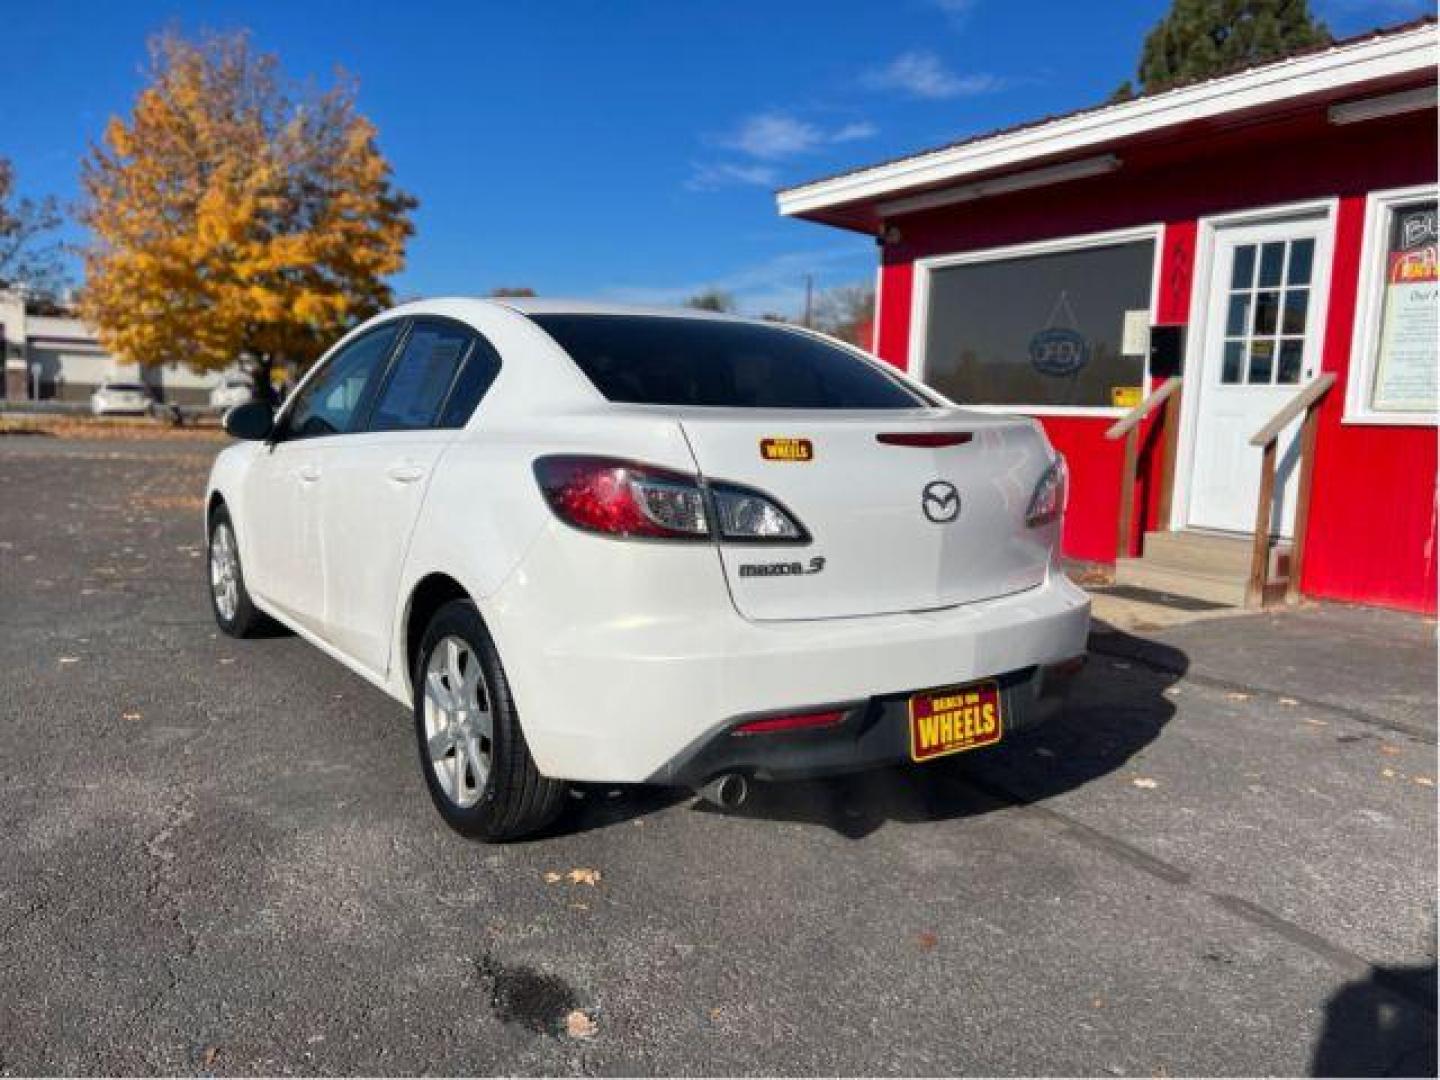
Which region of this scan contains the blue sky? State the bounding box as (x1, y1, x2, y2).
(2, 0, 1429, 317)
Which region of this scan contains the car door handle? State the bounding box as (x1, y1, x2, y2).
(296, 464, 321, 483)
(386, 463, 427, 484)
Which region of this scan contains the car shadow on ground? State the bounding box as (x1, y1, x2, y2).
(555, 624, 1185, 841)
(1309, 963, 1438, 1077)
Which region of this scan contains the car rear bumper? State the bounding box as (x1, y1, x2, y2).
(486, 526, 1092, 784)
(657, 655, 1084, 788)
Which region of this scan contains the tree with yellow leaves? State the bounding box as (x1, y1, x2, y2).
(80, 30, 416, 399)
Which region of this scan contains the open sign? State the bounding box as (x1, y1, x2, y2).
(1029, 328, 1089, 377)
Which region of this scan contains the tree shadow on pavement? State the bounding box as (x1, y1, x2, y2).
(556, 625, 1186, 841)
(1309, 963, 1437, 1077)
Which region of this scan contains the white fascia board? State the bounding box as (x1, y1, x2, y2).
(777, 24, 1438, 220)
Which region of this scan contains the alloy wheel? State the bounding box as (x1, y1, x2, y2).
(423, 636, 493, 808)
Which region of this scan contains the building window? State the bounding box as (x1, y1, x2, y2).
(1346, 185, 1438, 426)
(916, 231, 1156, 412)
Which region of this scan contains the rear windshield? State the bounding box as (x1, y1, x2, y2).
(531, 314, 927, 409)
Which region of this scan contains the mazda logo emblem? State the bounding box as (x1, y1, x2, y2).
(921, 481, 960, 523)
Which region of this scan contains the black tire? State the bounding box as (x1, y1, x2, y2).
(207, 504, 268, 638)
(413, 600, 567, 841)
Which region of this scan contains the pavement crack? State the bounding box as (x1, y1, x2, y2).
(1088, 637, 1436, 743)
(132, 786, 200, 1032)
(952, 772, 1437, 1017)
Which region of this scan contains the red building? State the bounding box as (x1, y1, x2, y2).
(779, 20, 1437, 614)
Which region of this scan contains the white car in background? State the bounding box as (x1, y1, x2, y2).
(210, 376, 256, 412)
(205, 299, 1089, 840)
(90, 380, 154, 416)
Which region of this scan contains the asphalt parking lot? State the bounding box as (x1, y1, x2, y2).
(0, 434, 1435, 1076)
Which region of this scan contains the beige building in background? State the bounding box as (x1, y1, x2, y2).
(0, 291, 244, 407)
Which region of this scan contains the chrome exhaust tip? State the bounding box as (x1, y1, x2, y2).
(699, 773, 749, 809)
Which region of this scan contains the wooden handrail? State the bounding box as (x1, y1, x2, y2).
(1249, 373, 1337, 447)
(1246, 373, 1336, 607)
(1105, 377, 1183, 440)
(1105, 377, 1184, 560)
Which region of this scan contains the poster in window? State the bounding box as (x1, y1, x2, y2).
(1371, 201, 1438, 414)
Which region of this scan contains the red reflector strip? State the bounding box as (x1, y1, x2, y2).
(876, 432, 974, 448)
(732, 710, 846, 736)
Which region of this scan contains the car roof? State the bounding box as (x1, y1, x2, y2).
(387, 296, 752, 323)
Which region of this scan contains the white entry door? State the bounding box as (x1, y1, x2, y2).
(1186, 216, 1329, 536)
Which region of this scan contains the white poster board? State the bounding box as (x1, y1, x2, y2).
(1372, 202, 1438, 414)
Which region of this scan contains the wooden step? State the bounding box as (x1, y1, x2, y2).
(1139, 530, 1293, 580)
(1114, 558, 1250, 607)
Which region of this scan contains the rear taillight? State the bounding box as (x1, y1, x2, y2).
(534, 455, 807, 543)
(710, 484, 807, 542)
(1025, 458, 1068, 528)
(534, 456, 710, 540)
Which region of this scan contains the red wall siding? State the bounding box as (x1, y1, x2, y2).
(1302, 194, 1438, 612)
(873, 108, 1437, 611)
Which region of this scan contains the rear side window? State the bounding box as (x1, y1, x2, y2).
(531, 314, 926, 409)
(369, 321, 473, 432)
(438, 336, 502, 428)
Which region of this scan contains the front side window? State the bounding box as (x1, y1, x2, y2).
(921, 238, 1156, 409)
(283, 324, 401, 440)
(532, 314, 926, 409)
(368, 321, 474, 432)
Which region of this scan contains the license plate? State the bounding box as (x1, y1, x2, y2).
(908, 680, 1002, 762)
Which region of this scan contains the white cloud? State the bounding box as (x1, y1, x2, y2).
(719, 111, 878, 160)
(684, 161, 780, 192)
(721, 113, 826, 160)
(831, 120, 879, 143)
(930, 0, 977, 26)
(863, 51, 1003, 99)
(596, 247, 873, 318)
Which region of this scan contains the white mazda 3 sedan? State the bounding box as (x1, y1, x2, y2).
(206, 299, 1089, 840)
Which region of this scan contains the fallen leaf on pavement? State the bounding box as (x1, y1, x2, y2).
(201, 1046, 221, 1067)
(1379, 744, 1402, 756)
(917, 930, 938, 950)
(1225, 692, 1250, 702)
(564, 1009, 598, 1039)
(122, 711, 142, 721)
(1303, 717, 1328, 727)
(1278, 697, 1299, 706)
(1132, 777, 1159, 789)
(568, 868, 601, 886)
(543, 871, 563, 884)
(1415, 777, 1434, 787)
(1381, 768, 1396, 779)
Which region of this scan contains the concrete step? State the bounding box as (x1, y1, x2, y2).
(1114, 558, 1250, 607)
(1139, 530, 1294, 580)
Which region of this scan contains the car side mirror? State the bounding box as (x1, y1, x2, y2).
(224, 401, 274, 441)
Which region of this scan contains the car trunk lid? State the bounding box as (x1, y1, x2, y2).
(678, 408, 1056, 621)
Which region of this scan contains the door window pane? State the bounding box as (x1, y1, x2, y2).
(1282, 290, 1309, 335)
(284, 324, 400, 440)
(369, 322, 473, 431)
(1288, 239, 1315, 286)
(1231, 245, 1256, 289)
(1248, 340, 1275, 383)
(1221, 341, 1244, 384)
(1258, 242, 1285, 287)
(1278, 340, 1304, 384)
(1225, 294, 1251, 336)
(1253, 292, 1280, 336)
(920, 238, 1154, 408)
